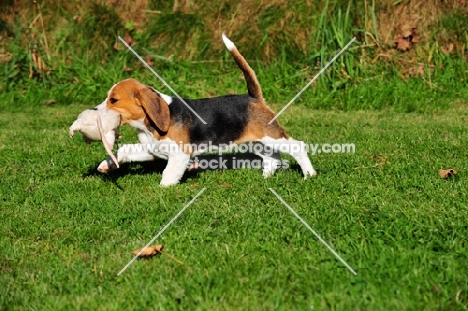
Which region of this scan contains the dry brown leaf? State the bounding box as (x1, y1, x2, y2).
(441, 43, 454, 55)
(439, 169, 457, 179)
(395, 38, 411, 51)
(145, 53, 154, 66)
(132, 244, 164, 257)
(409, 28, 418, 43)
(131, 244, 184, 264)
(113, 41, 121, 51)
(123, 31, 135, 47)
(402, 29, 412, 39)
(220, 183, 232, 188)
(395, 27, 418, 52)
(401, 63, 425, 78)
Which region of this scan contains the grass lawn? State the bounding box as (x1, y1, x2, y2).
(1, 100, 467, 310)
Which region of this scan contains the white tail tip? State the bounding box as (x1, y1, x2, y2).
(222, 32, 236, 51)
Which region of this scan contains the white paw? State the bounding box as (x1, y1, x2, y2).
(159, 180, 179, 187)
(262, 160, 281, 178)
(159, 176, 181, 187)
(303, 169, 318, 179)
(263, 169, 275, 178)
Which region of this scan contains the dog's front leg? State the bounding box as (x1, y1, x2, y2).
(160, 153, 190, 187)
(97, 143, 156, 173)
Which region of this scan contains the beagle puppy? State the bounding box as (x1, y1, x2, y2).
(95, 34, 317, 186)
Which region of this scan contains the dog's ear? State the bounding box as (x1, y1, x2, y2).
(136, 87, 170, 132)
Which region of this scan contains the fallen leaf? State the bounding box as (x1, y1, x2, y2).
(439, 169, 457, 179)
(132, 244, 164, 257)
(113, 41, 121, 51)
(220, 183, 232, 188)
(131, 244, 184, 264)
(395, 37, 410, 51)
(145, 53, 154, 66)
(123, 31, 135, 47)
(402, 29, 412, 39)
(401, 63, 425, 78)
(441, 43, 454, 55)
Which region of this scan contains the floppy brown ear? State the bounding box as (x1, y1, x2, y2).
(136, 87, 170, 132)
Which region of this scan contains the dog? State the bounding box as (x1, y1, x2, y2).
(95, 33, 317, 186)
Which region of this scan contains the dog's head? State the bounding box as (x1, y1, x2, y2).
(96, 78, 170, 133)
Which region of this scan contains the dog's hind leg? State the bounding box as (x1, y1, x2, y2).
(253, 144, 282, 178)
(259, 137, 317, 179)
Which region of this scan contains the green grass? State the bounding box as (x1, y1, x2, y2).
(1, 102, 467, 310)
(2, 52, 468, 114)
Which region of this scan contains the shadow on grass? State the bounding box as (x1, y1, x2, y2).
(82, 153, 304, 187)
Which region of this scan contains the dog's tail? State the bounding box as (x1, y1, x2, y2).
(222, 33, 263, 100)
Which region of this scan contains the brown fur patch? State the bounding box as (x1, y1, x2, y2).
(137, 87, 170, 132)
(233, 99, 288, 144)
(164, 124, 192, 155)
(230, 48, 263, 99)
(106, 78, 192, 154)
(106, 78, 148, 125)
(106, 78, 170, 133)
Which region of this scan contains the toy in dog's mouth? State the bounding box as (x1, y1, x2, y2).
(69, 109, 121, 168)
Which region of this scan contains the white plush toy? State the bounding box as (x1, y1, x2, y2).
(69, 109, 121, 168)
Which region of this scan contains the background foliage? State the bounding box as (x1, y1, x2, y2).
(1, 0, 467, 111)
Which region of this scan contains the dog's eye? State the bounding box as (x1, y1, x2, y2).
(109, 98, 118, 104)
